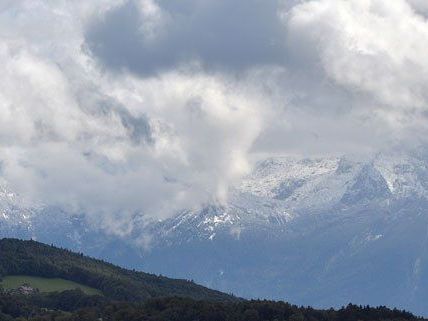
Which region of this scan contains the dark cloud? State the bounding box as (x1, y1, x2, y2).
(85, 0, 289, 75)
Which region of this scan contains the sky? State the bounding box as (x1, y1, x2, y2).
(1, 0, 428, 233)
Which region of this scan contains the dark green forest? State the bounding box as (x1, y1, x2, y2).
(0, 238, 425, 321)
(0, 291, 424, 321)
(0, 238, 232, 302)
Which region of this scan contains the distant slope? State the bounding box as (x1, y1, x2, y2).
(0, 238, 235, 302)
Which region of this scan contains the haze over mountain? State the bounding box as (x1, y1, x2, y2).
(2, 0, 428, 318)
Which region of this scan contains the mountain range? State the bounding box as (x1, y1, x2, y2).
(2, 151, 428, 315)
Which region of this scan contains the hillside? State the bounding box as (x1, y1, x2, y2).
(0, 238, 234, 302)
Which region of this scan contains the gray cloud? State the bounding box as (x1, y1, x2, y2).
(408, 0, 428, 17)
(85, 0, 289, 75)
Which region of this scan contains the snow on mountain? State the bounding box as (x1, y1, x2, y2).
(240, 157, 340, 199)
(0, 181, 36, 232)
(374, 153, 428, 199)
(240, 156, 358, 211)
(153, 191, 292, 244)
(240, 152, 428, 211)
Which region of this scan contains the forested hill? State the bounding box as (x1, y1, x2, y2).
(0, 238, 234, 302)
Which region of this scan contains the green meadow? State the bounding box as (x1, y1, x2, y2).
(0, 275, 102, 296)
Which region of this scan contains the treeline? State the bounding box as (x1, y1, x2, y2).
(0, 290, 424, 321)
(0, 238, 233, 302)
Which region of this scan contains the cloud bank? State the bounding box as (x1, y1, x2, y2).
(1, 0, 428, 235)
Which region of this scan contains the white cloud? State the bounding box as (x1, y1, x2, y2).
(286, 0, 428, 111)
(276, 0, 428, 153)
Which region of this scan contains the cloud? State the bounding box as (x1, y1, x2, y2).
(85, 0, 288, 75)
(2, 0, 428, 237)
(1, 66, 268, 226)
(408, 0, 428, 17)
(285, 0, 428, 111)
(0, 1, 273, 234)
(259, 0, 428, 156)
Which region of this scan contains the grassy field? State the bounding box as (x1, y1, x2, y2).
(0, 275, 102, 296)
